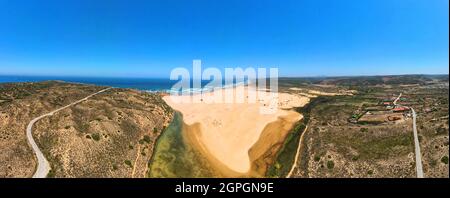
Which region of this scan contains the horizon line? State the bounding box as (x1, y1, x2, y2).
(0, 73, 448, 79)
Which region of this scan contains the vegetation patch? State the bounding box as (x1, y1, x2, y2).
(148, 112, 218, 178)
(142, 135, 151, 144)
(266, 97, 331, 177)
(441, 156, 449, 165)
(327, 161, 334, 169)
(91, 133, 101, 141)
(124, 160, 133, 168)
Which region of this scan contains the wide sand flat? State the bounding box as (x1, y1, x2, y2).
(163, 85, 309, 173)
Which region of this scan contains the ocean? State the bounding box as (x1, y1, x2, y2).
(0, 75, 176, 91)
(0, 75, 247, 93)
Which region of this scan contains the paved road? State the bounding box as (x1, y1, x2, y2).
(411, 107, 424, 178)
(394, 93, 424, 178)
(27, 88, 111, 178)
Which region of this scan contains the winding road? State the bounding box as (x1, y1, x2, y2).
(287, 125, 308, 178)
(393, 93, 402, 105)
(27, 88, 111, 178)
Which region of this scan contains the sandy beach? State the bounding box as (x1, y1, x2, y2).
(163, 85, 309, 174)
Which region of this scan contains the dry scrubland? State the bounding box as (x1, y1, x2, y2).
(0, 82, 104, 177)
(293, 96, 416, 177)
(0, 75, 447, 178)
(0, 81, 173, 177)
(403, 84, 449, 177)
(286, 75, 448, 178)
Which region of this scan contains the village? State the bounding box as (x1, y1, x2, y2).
(349, 93, 412, 125)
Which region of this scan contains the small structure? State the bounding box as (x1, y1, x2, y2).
(393, 107, 410, 113)
(382, 102, 392, 106)
(388, 116, 401, 121)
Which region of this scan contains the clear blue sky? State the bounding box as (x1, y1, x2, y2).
(0, 0, 448, 77)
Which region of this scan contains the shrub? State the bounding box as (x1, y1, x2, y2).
(47, 169, 56, 178)
(274, 162, 281, 169)
(124, 160, 133, 168)
(360, 128, 368, 132)
(143, 135, 151, 144)
(314, 155, 320, 162)
(437, 127, 446, 133)
(327, 161, 334, 169)
(129, 145, 134, 150)
(153, 127, 158, 134)
(91, 133, 100, 141)
(441, 156, 449, 164)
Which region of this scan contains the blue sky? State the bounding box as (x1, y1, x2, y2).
(0, 0, 448, 78)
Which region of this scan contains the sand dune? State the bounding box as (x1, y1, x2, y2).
(163, 85, 309, 173)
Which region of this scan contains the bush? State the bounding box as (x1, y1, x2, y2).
(153, 127, 158, 134)
(327, 161, 334, 169)
(143, 135, 151, 144)
(314, 156, 320, 162)
(124, 160, 133, 168)
(437, 127, 447, 135)
(91, 133, 100, 141)
(47, 169, 56, 178)
(441, 156, 449, 164)
(360, 128, 368, 132)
